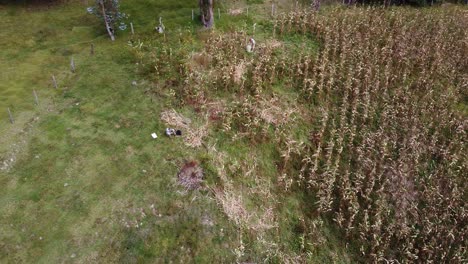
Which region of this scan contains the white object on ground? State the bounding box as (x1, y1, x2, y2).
(156, 17, 165, 33)
(246, 38, 256, 53)
(156, 26, 164, 33)
(166, 128, 176, 136)
(151, 133, 158, 139)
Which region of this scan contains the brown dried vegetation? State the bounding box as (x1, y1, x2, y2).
(143, 6, 466, 262)
(275, 7, 467, 263)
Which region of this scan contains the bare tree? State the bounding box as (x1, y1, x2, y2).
(88, 0, 128, 41)
(99, 0, 115, 41)
(199, 0, 214, 28)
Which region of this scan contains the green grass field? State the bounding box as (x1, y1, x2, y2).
(0, 0, 352, 262)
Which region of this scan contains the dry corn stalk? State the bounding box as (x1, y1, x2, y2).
(160, 109, 191, 129)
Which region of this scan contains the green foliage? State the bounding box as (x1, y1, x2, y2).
(246, 0, 265, 4)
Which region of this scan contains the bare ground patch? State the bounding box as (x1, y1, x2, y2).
(177, 161, 204, 190)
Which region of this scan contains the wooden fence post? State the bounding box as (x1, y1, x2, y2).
(33, 89, 39, 105)
(90, 43, 94, 55)
(52, 75, 58, 89)
(70, 57, 76, 73)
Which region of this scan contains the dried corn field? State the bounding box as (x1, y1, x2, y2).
(275, 7, 468, 263)
(137, 5, 467, 263)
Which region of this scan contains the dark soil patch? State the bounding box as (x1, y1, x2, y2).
(177, 161, 203, 190)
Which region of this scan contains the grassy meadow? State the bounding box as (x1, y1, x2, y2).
(1, 0, 466, 263)
(0, 0, 350, 262)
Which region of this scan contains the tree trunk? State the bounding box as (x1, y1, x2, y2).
(199, 0, 214, 28)
(100, 0, 115, 41)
